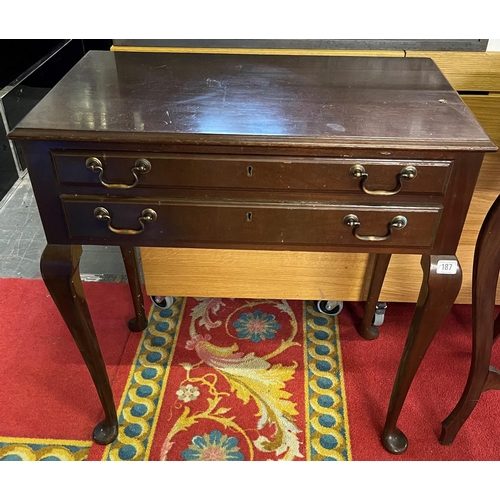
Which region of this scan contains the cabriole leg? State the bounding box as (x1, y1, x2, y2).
(383, 254, 462, 454)
(40, 244, 118, 445)
(120, 246, 147, 332)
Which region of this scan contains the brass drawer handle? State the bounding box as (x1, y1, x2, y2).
(93, 207, 157, 235)
(349, 164, 417, 196)
(86, 157, 152, 189)
(343, 214, 407, 241)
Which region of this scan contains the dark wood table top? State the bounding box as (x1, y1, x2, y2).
(10, 51, 496, 152)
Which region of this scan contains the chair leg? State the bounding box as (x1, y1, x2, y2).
(440, 194, 500, 445)
(439, 332, 493, 445)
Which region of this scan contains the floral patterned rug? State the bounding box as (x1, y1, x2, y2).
(88, 297, 351, 461)
(5, 279, 500, 461)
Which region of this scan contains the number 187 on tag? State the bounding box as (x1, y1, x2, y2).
(436, 260, 458, 275)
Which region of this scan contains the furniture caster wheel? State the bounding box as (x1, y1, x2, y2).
(151, 296, 174, 309)
(372, 302, 387, 326)
(317, 300, 343, 316)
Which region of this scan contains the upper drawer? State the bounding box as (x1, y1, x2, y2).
(51, 151, 453, 196)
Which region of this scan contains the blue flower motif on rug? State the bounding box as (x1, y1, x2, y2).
(181, 430, 245, 461)
(232, 310, 282, 343)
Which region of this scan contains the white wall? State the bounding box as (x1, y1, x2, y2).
(487, 40, 500, 51)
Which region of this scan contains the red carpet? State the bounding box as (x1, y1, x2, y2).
(0, 278, 133, 460)
(340, 302, 500, 460)
(2, 277, 500, 460)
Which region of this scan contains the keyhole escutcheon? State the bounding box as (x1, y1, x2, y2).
(247, 212, 253, 222)
(247, 165, 253, 177)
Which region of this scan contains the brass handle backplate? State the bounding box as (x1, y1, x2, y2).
(349, 164, 417, 196)
(343, 214, 407, 241)
(93, 207, 157, 235)
(86, 157, 152, 189)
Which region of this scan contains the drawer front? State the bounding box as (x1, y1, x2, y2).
(52, 151, 452, 195)
(61, 198, 442, 249)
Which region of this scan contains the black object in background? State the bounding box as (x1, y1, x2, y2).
(0, 39, 112, 202)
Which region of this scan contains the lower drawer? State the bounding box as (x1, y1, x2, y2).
(61, 197, 442, 249)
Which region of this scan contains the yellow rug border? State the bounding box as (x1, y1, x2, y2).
(0, 436, 92, 447)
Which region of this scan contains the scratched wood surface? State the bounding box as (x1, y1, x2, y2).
(14, 51, 491, 151)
